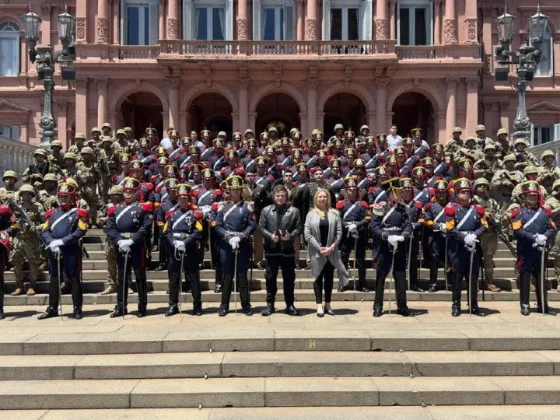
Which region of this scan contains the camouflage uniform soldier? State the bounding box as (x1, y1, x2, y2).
(513, 138, 538, 172)
(495, 128, 512, 160)
(474, 124, 493, 150)
(544, 179, 560, 292)
(537, 150, 560, 194)
(76, 147, 102, 227)
(68, 132, 87, 158)
(10, 184, 45, 296)
(0, 171, 19, 202)
(511, 166, 548, 206)
(444, 127, 464, 154)
(48, 140, 65, 172)
(474, 143, 504, 183)
(455, 136, 483, 165)
(491, 154, 524, 213)
(473, 178, 501, 292)
(39, 173, 60, 210)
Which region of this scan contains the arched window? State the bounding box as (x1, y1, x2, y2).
(0, 21, 20, 76)
(536, 26, 553, 77)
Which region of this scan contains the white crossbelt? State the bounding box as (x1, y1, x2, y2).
(343, 201, 359, 221)
(524, 208, 542, 230)
(50, 208, 77, 231)
(115, 204, 135, 226)
(172, 211, 190, 230)
(456, 206, 474, 230)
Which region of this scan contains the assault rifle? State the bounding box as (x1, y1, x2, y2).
(7, 197, 47, 247)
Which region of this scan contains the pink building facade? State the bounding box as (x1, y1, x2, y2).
(0, 0, 559, 150)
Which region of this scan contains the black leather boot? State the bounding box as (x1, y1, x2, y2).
(261, 303, 275, 316)
(520, 304, 530, 316)
(242, 305, 253, 316)
(374, 270, 386, 308)
(394, 271, 411, 316)
(73, 307, 83, 320)
(218, 304, 229, 317)
(451, 274, 462, 317)
(373, 303, 383, 317)
(38, 307, 58, 320)
(110, 306, 127, 318)
(192, 303, 203, 316)
(165, 305, 179, 317)
(214, 268, 223, 293)
(137, 306, 147, 318)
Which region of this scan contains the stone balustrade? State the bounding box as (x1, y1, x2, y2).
(0, 136, 37, 183)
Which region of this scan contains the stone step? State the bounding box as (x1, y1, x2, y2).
(0, 351, 557, 381)
(7, 288, 560, 307)
(5, 325, 560, 356)
(3, 406, 560, 420)
(0, 376, 560, 409)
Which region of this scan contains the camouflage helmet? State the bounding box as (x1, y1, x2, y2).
(465, 136, 477, 145)
(217, 131, 227, 138)
(19, 184, 35, 196)
(109, 185, 123, 195)
(452, 127, 463, 134)
(81, 147, 94, 155)
(541, 150, 555, 160)
(2, 170, 17, 181)
(514, 138, 528, 148)
(334, 123, 344, 132)
(475, 124, 486, 132)
(101, 135, 113, 144)
(34, 149, 47, 158)
(503, 153, 516, 163)
(497, 128, 508, 136)
(473, 178, 490, 189)
(43, 173, 58, 183)
(102, 122, 112, 130)
(116, 129, 126, 136)
(484, 143, 496, 151)
(90, 127, 101, 134)
(51, 140, 63, 149)
(64, 152, 77, 161)
(523, 165, 538, 176)
(123, 127, 133, 133)
(75, 132, 87, 139)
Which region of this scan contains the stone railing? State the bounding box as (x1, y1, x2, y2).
(110, 45, 161, 60)
(0, 136, 37, 182)
(159, 40, 397, 56)
(395, 46, 437, 60)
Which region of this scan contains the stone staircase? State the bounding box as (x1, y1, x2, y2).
(3, 228, 558, 306)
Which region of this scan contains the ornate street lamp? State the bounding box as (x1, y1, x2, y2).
(495, 4, 548, 146)
(22, 6, 77, 150)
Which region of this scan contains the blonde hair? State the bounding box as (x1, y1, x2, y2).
(313, 188, 332, 214)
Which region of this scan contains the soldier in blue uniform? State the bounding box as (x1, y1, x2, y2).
(216, 175, 257, 316)
(106, 177, 154, 318)
(423, 179, 451, 292)
(0, 201, 17, 319)
(400, 177, 425, 292)
(39, 182, 89, 320)
(512, 181, 557, 315)
(370, 177, 413, 317)
(163, 184, 204, 316)
(154, 178, 179, 271)
(444, 177, 487, 317)
(336, 176, 370, 293)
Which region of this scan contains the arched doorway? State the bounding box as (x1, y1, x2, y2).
(391, 92, 435, 142)
(323, 93, 367, 139)
(120, 92, 163, 138)
(255, 93, 300, 136)
(189, 93, 233, 138)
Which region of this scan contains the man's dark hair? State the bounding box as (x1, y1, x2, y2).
(273, 185, 288, 196)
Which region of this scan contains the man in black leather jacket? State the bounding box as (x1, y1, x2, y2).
(258, 184, 301, 316)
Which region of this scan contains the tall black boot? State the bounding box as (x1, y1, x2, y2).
(189, 271, 202, 312)
(215, 267, 223, 293)
(357, 258, 369, 292)
(428, 259, 439, 292)
(469, 272, 484, 316)
(394, 271, 410, 316)
(238, 273, 252, 315)
(451, 274, 462, 317)
(135, 268, 148, 317)
(519, 272, 531, 316)
(373, 271, 387, 313)
(168, 272, 181, 306)
(221, 273, 234, 306)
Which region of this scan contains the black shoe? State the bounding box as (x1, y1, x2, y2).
(299, 262, 309, 270)
(521, 304, 530, 316)
(73, 307, 83, 320)
(452, 303, 461, 317)
(324, 305, 335, 316)
(218, 305, 228, 317)
(165, 305, 179, 317)
(242, 306, 253, 316)
(411, 284, 425, 292)
(285, 306, 299, 316)
(110, 307, 127, 318)
(0, 308, 4, 320)
(60, 282, 71, 294)
(38, 307, 58, 320)
(261, 303, 275, 316)
(154, 264, 167, 272)
(360, 287, 370, 293)
(137, 308, 147, 318)
(537, 307, 557, 316)
(214, 284, 222, 294)
(396, 306, 411, 317)
(428, 284, 438, 293)
(193, 305, 203, 316)
(373, 303, 383, 317)
(470, 306, 485, 317)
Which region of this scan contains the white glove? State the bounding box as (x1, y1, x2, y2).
(388, 235, 401, 248)
(174, 240, 186, 252)
(118, 239, 134, 252)
(201, 206, 211, 217)
(535, 234, 547, 246)
(52, 246, 61, 254)
(438, 223, 447, 233)
(347, 224, 357, 233)
(464, 233, 478, 247)
(49, 239, 64, 249)
(229, 236, 241, 249)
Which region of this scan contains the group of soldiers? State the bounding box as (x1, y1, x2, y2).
(0, 121, 558, 319)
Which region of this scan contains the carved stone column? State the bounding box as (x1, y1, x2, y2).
(388, 0, 396, 40)
(434, 0, 442, 45)
(465, 77, 479, 136)
(445, 78, 458, 139)
(237, 0, 249, 40)
(443, 0, 457, 44)
(167, 0, 179, 39)
(166, 79, 180, 129)
(159, 0, 166, 41)
(307, 78, 319, 132)
(296, 0, 304, 41)
(112, 0, 120, 44)
(305, 0, 318, 40)
(96, 0, 109, 44)
(75, 78, 89, 136)
(499, 101, 510, 133)
(96, 78, 109, 128)
(375, 79, 389, 134)
(238, 78, 250, 131)
(55, 102, 69, 147)
(375, 0, 388, 40)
